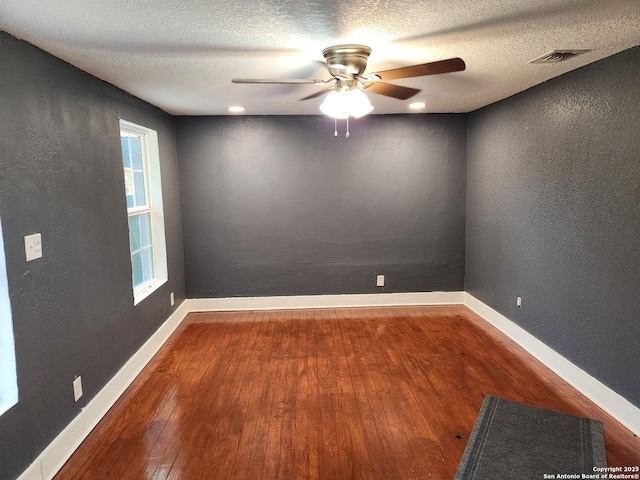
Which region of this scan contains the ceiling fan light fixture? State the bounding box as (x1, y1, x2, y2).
(409, 102, 426, 110)
(228, 106, 245, 113)
(347, 88, 374, 118)
(320, 87, 373, 119)
(319, 90, 350, 119)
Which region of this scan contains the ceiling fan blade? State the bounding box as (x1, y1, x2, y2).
(372, 57, 466, 81)
(365, 82, 421, 100)
(299, 86, 334, 101)
(232, 78, 328, 84)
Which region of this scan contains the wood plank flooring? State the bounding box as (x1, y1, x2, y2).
(54, 306, 640, 479)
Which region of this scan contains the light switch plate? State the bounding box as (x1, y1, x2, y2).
(73, 376, 83, 402)
(24, 233, 43, 261)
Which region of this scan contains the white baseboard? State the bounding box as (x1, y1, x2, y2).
(17, 300, 190, 480)
(188, 291, 465, 312)
(464, 293, 640, 437)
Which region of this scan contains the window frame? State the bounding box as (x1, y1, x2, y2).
(0, 215, 18, 416)
(119, 120, 167, 305)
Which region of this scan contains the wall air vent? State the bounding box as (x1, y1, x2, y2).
(529, 50, 591, 64)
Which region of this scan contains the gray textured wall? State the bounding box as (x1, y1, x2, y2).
(466, 47, 640, 407)
(176, 114, 467, 298)
(0, 32, 186, 479)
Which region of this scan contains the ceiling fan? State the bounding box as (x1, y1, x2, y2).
(232, 44, 466, 108)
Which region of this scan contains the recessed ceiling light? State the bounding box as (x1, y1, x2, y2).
(409, 102, 426, 110)
(228, 106, 245, 113)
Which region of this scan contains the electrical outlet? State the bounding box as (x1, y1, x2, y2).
(376, 275, 385, 287)
(24, 233, 43, 261)
(73, 376, 83, 402)
(170, 292, 175, 306)
(517, 296, 522, 307)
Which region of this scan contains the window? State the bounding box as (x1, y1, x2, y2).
(120, 120, 167, 304)
(0, 216, 18, 416)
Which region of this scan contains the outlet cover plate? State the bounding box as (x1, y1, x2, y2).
(376, 275, 385, 287)
(24, 233, 43, 261)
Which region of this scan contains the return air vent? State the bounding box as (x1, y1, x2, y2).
(529, 50, 591, 64)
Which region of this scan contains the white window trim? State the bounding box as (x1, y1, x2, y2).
(119, 120, 168, 305)
(0, 216, 18, 416)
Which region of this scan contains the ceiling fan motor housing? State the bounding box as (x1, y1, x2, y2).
(322, 44, 372, 78)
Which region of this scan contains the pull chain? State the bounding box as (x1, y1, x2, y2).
(332, 118, 352, 138)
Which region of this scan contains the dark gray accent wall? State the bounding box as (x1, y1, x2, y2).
(176, 115, 466, 298)
(466, 47, 640, 408)
(0, 32, 185, 479)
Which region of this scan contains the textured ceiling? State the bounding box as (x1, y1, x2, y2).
(1, 0, 639, 116)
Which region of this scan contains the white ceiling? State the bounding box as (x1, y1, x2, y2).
(1, 0, 639, 116)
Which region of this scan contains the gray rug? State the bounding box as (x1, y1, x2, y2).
(455, 395, 607, 479)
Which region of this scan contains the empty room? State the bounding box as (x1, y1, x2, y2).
(1, 1, 639, 479)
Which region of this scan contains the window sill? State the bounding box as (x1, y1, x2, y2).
(133, 277, 167, 306)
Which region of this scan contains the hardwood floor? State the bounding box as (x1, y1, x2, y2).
(54, 306, 640, 479)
